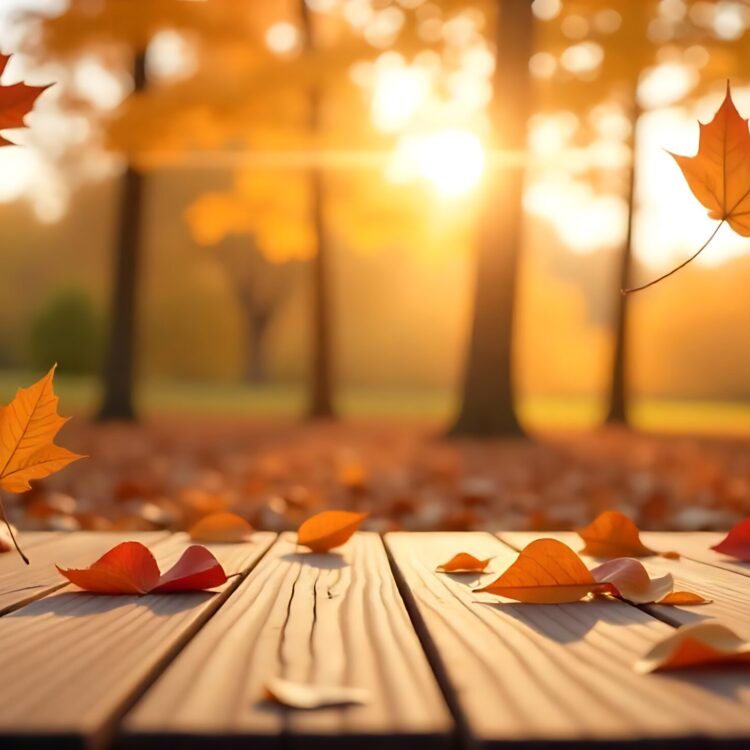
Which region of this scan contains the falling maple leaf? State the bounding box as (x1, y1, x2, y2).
(0, 366, 83, 563)
(188, 512, 253, 543)
(475, 539, 610, 603)
(576, 511, 655, 558)
(437, 552, 490, 573)
(297, 510, 368, 553)
(57, 541, 228, 594)
(264, 678, 369, 709)
(635, 622, 750, 673)
(710, 519, 750, 561)
(0, 53, 51, 147)
(626, 82, 750, 292)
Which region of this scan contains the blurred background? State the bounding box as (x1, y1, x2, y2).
(2, 0, 750, 535)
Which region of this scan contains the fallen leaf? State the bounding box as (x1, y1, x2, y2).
(0, 366, 84, 563)
(475, 539, 609, 603)
(660, 550, 681, 560)
(57, 541, 227, 594)
(590, 558, 673, 604)
(57, 541, 160, 595)
(635, 622, 750, 673)
(188, 512, 253, 542)
(0, 53, 50, 147)
(153, 545, 228, 592)
(657, 591, 712, 606)
(297, 510, 368, 553)
(264, 678, 368, 709)
(577, 511, 655, 558)
(711, 519, 750, 560)
(437, 552, 490, 573)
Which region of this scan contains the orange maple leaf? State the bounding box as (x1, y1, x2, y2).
(0, 366, 83, 563)
(297, 510, 368, 553)
(0, 53, 50, 147)
(626, 82, 750, 292)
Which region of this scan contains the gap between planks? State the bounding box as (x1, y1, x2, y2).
(0, 531, 276, 750)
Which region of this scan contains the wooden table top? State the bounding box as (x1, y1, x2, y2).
(0, 529, 748, 749)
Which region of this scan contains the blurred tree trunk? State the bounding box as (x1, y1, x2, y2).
(606, 100, 641, 426)
(244, 309, 271, 384)
(450, 0, 532, 437)
(97, 50, 147, 421)
(301, 2, 336, 419)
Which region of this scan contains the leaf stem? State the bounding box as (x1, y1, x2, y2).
(0, 493, 28, 564)
(622, 220, 725, 294)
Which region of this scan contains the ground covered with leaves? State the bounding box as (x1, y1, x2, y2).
(7, 417, 750, 534)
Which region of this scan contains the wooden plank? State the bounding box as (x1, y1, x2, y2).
(641, 530, 750, 579)
(0, 532, 63, 574)
(0, 531, 276, 750)
(0, 531, 170, 615)
(123, 532, 452, 750)
(386, 531, 750, 747)
(501, 531, 750, 639)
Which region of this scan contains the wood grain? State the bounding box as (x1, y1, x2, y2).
(0, 531, 275, 749)
(123, 532, 452, 750)
(501, 531, 750, 639)
(0, 531, 169, 615)
(386, 531, 750, 747)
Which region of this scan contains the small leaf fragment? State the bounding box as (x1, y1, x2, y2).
(656, 591, 712, 606)
(188, 512, 253, 543)
(264, 678, 369, 709)
(297, 510, 368, 553)
(576, 511, 655, 558)
(437, 552, 490, 573)
(636, 622, 750, 673)
(711, 519, 750, 561)
(475, 539, 608, 603)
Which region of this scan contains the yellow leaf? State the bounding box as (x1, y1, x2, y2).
(475, 539, 606, 604)
(188, 512, 253, 542)
(656, 591, 712, 606)
(576, 511, 655, 558)
(297, 510, 368, 553)
(264, 678, 368, 709)
(0, 366, 83, 494)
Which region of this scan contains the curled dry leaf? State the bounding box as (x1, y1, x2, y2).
(636, 622, 750, 673)
(264, 678, 369, 709)
(57, 541, 227, 594)
(590, 558, 673, 604)
(188, 512, 253, 543)
(657, 591, 712, 606)
(711, 519, 750, 561)
(297, 510, 369, 553)
(577, 511, 655, 558)
(475, 539, 609, 604)
(437, 552, 490, 573)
